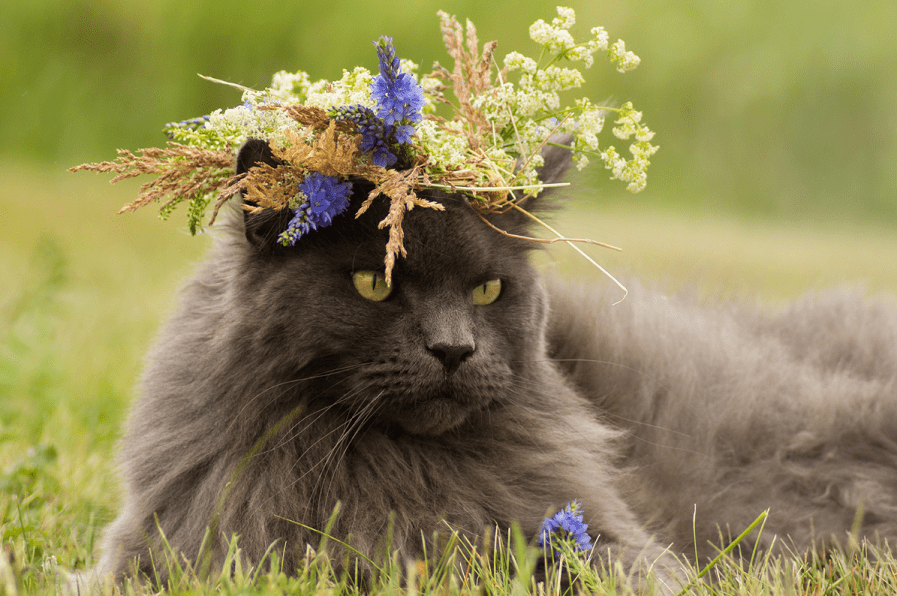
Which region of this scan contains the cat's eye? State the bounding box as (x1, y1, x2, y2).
(472, 279, 502, 305)
(353, 270, 392, 302)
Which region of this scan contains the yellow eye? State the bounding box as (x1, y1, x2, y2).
(352, 271, 392, 302)
(472, 279, 501, 305)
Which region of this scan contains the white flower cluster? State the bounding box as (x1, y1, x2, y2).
(304, 67, 376, 111)
(527, 7, 624, 71)
(166, 87, 298, 151)
(465, 7, 653, 186)
(529, 7, 577, 54)
(399, 59, 419, 77)
(608, 40, 640, 73)
(416, 119, 470, 171)
(468, 79, 558, 191)
(203, 101, 297, 149)
(267, 70, 312, 103)
(535, 65, 585, 92)
(193, 67, 382, 151)
(568, 98, 606, 170)
(599, 102, 658, 192)
(611, 102, 654, 142)
(417, 75, 442, 116)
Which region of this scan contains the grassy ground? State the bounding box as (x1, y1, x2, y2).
(2, 161, 897, 594)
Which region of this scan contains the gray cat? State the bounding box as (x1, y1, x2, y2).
(91, 139, 897, 590)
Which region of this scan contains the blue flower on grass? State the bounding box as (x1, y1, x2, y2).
(537, 500, 593, 557)
(278, 172, 353, 247)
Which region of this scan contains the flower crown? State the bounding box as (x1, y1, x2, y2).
(72, 7, 657, 288)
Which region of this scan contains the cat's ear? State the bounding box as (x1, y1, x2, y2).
(508, 134, 573, 219)
(235, 139, 292, 250)
(490, 135, 573, 235)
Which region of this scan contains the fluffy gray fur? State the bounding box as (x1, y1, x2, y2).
(550, 280, 897, 562)
(91, 140, 897, 591)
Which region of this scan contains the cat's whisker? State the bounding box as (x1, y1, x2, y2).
(227, 379, 305, 434)
(518, 357, 657, 381)
(245, 378, 380, 517)
(227, 362, 372, 434)
(255, 396, 368, 513)
(285, 381, 380, 487)
(250, 397, 343, 458)
(318, 391, 386, 508)
(309, 388, 384, 507)
(262, 374, 373, 454)
(284, 413, 361, 482)
(512, 374, 708, 457)
(501, 374, 688, 459)
(597, 411, 700, 442)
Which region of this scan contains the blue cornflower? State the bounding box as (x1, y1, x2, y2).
(279, 207, 316, 247)
(371, 36, 425, 128)
(393, 124, 416, 145)
(371, 73, 425, 126)
(369, 142, 398, 168)
(278, 173, 353, 247)
(331, 105, 398, 168)
(328, 37, 423, 169)
(164, 114, 211, 138)
(302, 172, 352, 224)
(537, 500, 593, 557)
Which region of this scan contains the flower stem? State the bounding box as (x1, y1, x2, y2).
(509, 203, 628, 303)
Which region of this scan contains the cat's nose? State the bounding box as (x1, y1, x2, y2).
(427, 341, 475, 373)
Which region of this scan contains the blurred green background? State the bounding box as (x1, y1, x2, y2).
(3, 0, 896, 219)
(0, 0, 896, 574)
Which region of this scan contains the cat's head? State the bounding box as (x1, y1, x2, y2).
(229, 139, 570, 436)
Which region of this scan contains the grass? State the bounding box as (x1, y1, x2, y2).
(2, 160, 897, 594)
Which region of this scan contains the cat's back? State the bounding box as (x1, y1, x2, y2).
(547, 278, 897, 557)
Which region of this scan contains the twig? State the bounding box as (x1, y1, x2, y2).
(509, 203, 628, 304)
(422, 182, 570, 192)
(197, 74, 257, 93)
(476, 212, 621, 251)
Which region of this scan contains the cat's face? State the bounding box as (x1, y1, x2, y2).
(235, 143, 549, 436)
